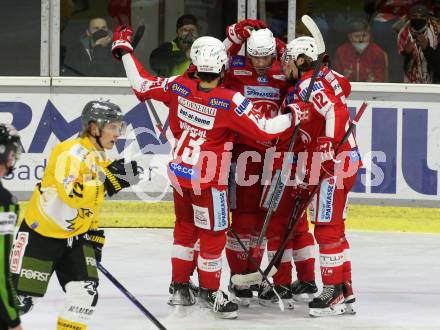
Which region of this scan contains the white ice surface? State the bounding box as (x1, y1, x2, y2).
(21, 229, 440, 330)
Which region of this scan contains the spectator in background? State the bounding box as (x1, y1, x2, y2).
(334, 18, 387, 82)
(62, 17, 124, 77)
(397, 4, 439, 83)
(149, 14, 199, 77)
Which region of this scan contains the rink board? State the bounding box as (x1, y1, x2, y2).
(1, 79, 439, 233)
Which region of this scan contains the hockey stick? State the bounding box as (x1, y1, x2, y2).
(145, 99, 168, 143)
(233, 102, 368, 286)
(98, 263, 168, 330)
(249, 15, 326, 261)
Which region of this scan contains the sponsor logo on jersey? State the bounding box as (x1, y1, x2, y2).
(230, 56, 245, 67)
(20, 268, 51, 282)
(349, 148, 360, 163)
(70, 144, 88, 161)
(252, 99, 279, 117)
(212, 188, 228, 231)
(244, 86, 280, 100)
(169, 162, 199, 180)
(86, 257, 96, 267)
(179, 121, 206, 138)
(234, 98, 251, 116)
(193, 204, 210, 230)
(233, 69, 252, 76)
(170, 82, 190, 97)
(272, 74, 286, 80)
(178, 106, 215, 130)
(178, 96, 217, 116)
(63, 175, 76, 190)
(299, 81, 324, 101)
(257, 75, 269, 84)
(317, 177, 335, 222)
(0, 212, 17, 234)
(10, 232, 28, 274)
(208, 97, 231, 110)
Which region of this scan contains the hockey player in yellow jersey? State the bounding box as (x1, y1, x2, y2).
(11, 101, 140, 330)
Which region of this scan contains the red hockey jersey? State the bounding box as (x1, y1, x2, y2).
(121, 53, 294, 189)
(224, 55, 287, 151)
(276, 66, 359, 178)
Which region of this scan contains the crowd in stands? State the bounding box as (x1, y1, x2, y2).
(59, 0, 440, 84)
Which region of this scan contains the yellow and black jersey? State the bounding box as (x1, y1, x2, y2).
(25, 136, 111, 239)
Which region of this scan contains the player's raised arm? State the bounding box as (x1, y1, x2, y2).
(111, 25, 174, 104)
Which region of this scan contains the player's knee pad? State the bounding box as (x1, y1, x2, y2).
(61, 280, 98, 322)
(17, 294, 36, 315)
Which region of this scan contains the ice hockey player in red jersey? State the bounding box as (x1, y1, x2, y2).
(223, 20, 318, 309)
(111, 26, 308, 319)
(222, 20, 291, 306)
(280, 36, 361, 317)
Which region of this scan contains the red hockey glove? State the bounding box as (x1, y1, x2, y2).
(284, 101, 312, 125)
(275, 38, 286, 61)
(314, 136, 341, 177)
(111, 25, 134, 60)
(226, 19, 267, 44)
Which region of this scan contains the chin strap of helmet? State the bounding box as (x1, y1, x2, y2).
(92, 128, 104, 149)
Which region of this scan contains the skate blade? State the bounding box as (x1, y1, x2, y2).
(309, 303, 346, 317)
(213, 310, 238, 319)
(235, 297, 250, 307)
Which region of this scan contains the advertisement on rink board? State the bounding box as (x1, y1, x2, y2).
(0, 90, 438, 204)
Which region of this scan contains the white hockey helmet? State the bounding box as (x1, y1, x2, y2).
(285, 36, 318, 61)
(190, 36, 225, 63)
(247, 28, 276, 57)
(193, 43, 228, 74)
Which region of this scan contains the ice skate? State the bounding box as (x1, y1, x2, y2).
(199, 288, 238, 319)
(258, 282, 294, 309)
(169, 279, 199, 297)
(167, 282, 196, 306)
(309, 284, 346, 317)
(228, 277, 252, 306)
(342, 281, 356, 315)
(291, 280, 318, 303)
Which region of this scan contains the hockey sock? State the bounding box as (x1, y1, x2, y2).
(341, 237, 352, 283)
(172, 244, 195, 283)
(268, 239, 292, 286)
(292, 231, 315, 282)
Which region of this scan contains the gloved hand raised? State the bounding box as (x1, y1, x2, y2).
(103, 159, 140, 196)
(111, 25, 134, 60)
(226, 19, 267, 44)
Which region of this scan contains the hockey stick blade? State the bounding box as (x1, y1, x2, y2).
(301, 15, 325, 53)
(132, 24, 146, 49)
(231, 266, 278, 286)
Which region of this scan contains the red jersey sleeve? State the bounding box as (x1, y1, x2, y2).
(121, 53, 175, 104)
(227, 91, 292, 141)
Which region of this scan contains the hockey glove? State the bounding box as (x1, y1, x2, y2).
(88, 229, 105, 262)
(226, 19, 267, 44)
(275, 38, 286, 61)
(111, 25, 134, 60)
(314, 136, 341, 177)
(284, 101, 312, 126)
(103, 159, 140, 196)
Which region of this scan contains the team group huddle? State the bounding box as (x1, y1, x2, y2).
(1, 15, 362, 330)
